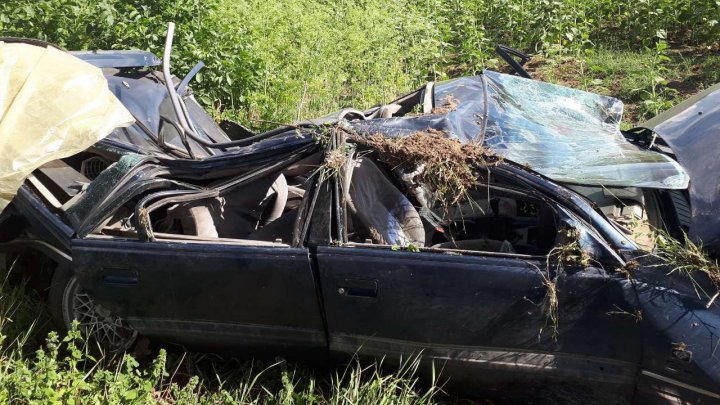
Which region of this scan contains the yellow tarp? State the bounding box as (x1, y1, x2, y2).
(0, 43, 134, 212)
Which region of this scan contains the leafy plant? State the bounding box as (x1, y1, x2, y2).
(3, 0, 718, 130)
(636, 31, 679, 118)
(0, 284, 442, 404)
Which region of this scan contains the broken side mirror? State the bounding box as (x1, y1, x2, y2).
(495, 44, 532, 79)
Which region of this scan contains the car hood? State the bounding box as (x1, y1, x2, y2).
(641, 82, 720, 253)
(351, 71, 689, 190)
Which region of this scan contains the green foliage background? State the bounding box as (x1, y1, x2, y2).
(2, 0, 718, 128)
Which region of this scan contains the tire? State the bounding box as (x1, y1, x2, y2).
(667, 189, 692, 230)
(48, 266, 138, 352)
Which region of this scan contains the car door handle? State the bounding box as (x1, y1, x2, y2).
(103, 268, 138, 286)
(337, 278, 378, 298)
(103, 275, 138, 285)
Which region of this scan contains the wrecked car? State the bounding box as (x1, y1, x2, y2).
(0, 29, 719, 404)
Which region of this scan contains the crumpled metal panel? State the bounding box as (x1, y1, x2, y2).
(349, 76, 487, 144)
(103, 75, 225, 159)
(640, 82, 720, 254)
(350, 71, 689, 189)
(70, 50, 162, 69)
(64, 153, 150, 231)
(0, 43, 134, 212)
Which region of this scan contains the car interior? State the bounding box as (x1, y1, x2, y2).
(26, 146, 562, 256)
(134, 152, 324, 244)
(26, 151, 322, 245)
(343, 156, 560, 256)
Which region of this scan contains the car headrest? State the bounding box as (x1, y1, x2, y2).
(492, 197, 517, 217)
(260, 173, 288, 226)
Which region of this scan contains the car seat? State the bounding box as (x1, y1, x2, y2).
(345, 158, 425, 246)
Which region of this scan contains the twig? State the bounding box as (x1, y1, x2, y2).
(706, 292, 719, 309)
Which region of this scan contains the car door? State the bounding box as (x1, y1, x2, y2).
(316, 245, 636, 383)
(70, 171, 328, 354)
(61, 141, 330, 354)
(73, 238, 326, 354)
(314, 172, 642, 395)
(316, 244, 545, 353)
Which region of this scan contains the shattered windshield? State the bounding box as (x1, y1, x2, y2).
(351, 71, 689, 189)
(478, 71, 688, 189)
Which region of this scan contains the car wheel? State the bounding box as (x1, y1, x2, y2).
(48, 266, 138, 352)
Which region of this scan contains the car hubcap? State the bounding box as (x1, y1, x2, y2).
(63, 276, 137, 352)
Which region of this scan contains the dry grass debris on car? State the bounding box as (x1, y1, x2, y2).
(535, 229, 593, 342)
(351, 129, 501, 207)
(650, 231, 720, 305)
(535, 265, 560, 342)
(653, 232, 720, 285)
(323, 148, 348, 172)
(550, 228, 592, 269)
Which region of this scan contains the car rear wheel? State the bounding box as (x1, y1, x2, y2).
(48, 266, 138, 352)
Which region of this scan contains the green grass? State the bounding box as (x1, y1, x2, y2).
(2, 0, 718, 129)
(527, 47, 720, 125)
(0, 253, 446, 404)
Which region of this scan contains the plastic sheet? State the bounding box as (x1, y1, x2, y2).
(0, 43, 134, 212)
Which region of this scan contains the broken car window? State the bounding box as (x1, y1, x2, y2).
(342, 156, 558, 256)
